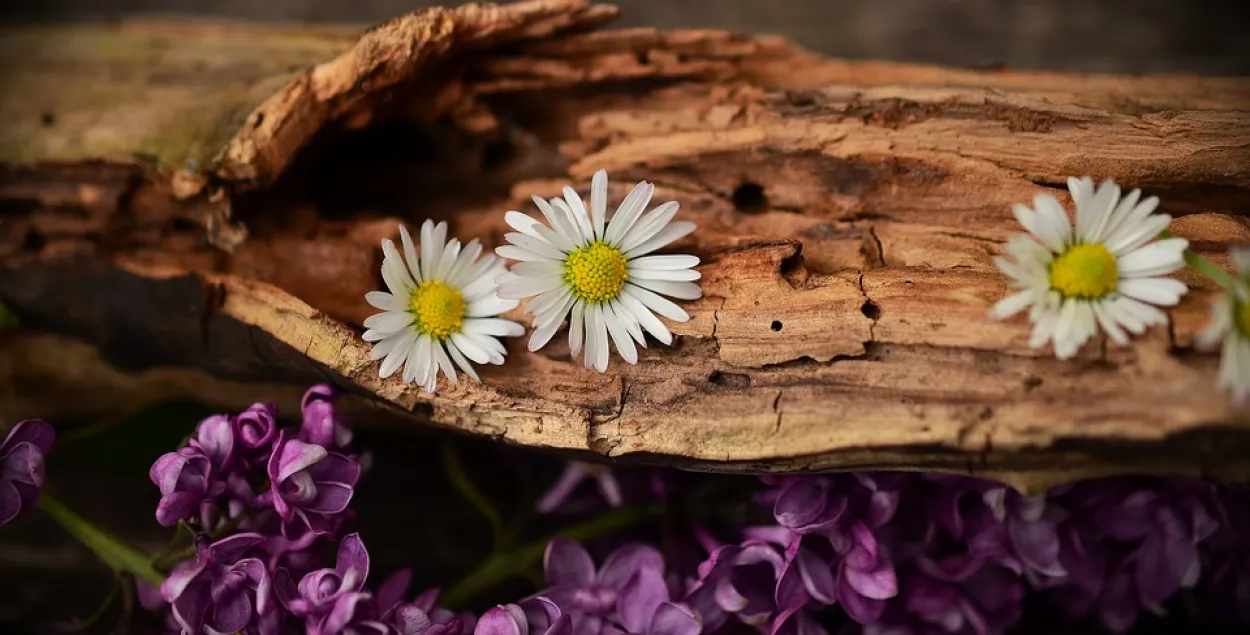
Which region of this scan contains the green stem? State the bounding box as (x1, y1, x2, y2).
(441, 504, 656, 608)
(442, 443, 507, 551)
(38, 493, 164, 587)
(1185, 249, 1238, 291)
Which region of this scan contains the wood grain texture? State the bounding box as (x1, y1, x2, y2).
(2, 0, 1250, 492)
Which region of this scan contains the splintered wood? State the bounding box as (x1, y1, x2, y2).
(2, 0, 1249, 492)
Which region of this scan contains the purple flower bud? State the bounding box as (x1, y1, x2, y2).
(300, 385, 353, 452)
(309, 591, 391, 635)
(0, 419, 55, 526)
(236, 403, 279, 457)
(149, 446, 223, 527)
(266, 431, 361, 538)
(189, 414, 235, 471)
(161, 533, 272, 635)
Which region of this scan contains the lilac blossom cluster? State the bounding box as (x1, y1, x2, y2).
(504, 472, 1249, 635)
(126, 383, 1249, 635)
(143, 385, 472, 635)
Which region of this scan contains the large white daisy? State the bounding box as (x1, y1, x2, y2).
(1195, 248, 1250, 403)
(990, 177, 1189, 359)
(494, 169, 702, 372)
(363, 220, 524, 393)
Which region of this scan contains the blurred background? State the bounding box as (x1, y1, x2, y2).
(0, 0, 1247, 75)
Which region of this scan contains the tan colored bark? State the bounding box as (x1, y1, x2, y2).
(2, 0, 1250, 492)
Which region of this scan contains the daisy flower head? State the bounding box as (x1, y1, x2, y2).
(990, 176, 1189, 359)
(1195, 248, 1250, 404)
(494, 169, 702, 372)
(363, 220, 524, 393)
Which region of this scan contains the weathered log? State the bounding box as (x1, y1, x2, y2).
(2, 0, 1250, 493)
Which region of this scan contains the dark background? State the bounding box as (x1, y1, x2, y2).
(0, 0, 1248, 75)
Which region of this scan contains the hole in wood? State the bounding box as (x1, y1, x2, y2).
(731, 182, 768, 213)
(861, 300, 881, 320)
(708, 370, 751, 388)
(771, 320, 783, 331)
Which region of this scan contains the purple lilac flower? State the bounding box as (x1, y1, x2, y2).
(161, 533, 272, 634)
(686, 541, 783, 630)
(541, 538, 668, 634)
(767, 475, 901, 625)
(265, 430, 361, 537)
(300, 385, 354, 452)
(1194, 485, 1250, 626)
(475, 599, 571, 635)
(376, 571, 476, 635)
(866, 563, 1024, 635)
(982, 487, 1066, 579)
(0, 419, 54, 526)
(277, 532, 370, 618)
(150, 446, 223, 527)
(538, 462, 624, 514)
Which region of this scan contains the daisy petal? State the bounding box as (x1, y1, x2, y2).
(591, 169, 608, 239)
(624, 221, 696, 259)
(624, 284, 689, 322)
(629, 254, 701, 271)
(605, 181, 655, 246)
(633, 279, 703, 301)
(1119, 278, 1188, 307)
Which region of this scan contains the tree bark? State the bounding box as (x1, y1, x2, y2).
(2, 0, 1249, 493)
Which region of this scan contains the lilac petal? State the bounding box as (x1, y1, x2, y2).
(323, 592, 371, 634)
(795, 546, 837, 604)
(774, 559, 809, 612)
(208, 533, 267, 563)
(713, 574, 748, 612)
(209, 591, 253, 634)
(307, 452, 363, 486)
(537, 464, 589, 514)
(598, 543, 665, 589)
(594, 471, 624, 508)
(169, 578, 210, 634)
(521, 596, 562, 631)
(156, 491, 202, 527)
(3, 419, 56, 455)
(1135, 532, 1197, 605)
(193, 414, 234, 466)
(1008, 519, 1065, 577)
(774, 479, 829, 529)
(544, 614, 573, 635)
(618, 566, 669, 633)
(274, 436, 329, 483)
(2, 442, 44, 487)
(475, 605, 524, 635)
(844, 556, 898, 600)
(916, 553, 985, 583)
(305, 481, 356, 514)
(0, 480, 21, 525)
(396, 605, 433, 635)
(544, 539, 596, 587)
(865, 490, 900, 528)
(377, 568, 413, 616)
(837, 578, 887, 624)
(647, 603, 701, 635)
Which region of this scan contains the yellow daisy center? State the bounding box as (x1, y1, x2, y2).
(1234, 300, 1250, 337)
(408, 280, 465, 340)
(1049, 243, 1119, 299)
(564, 241, 629, 303)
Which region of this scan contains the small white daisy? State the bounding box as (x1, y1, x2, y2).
(363, 220, 524, 393)
(494, 169, 702, 372)
(990, 176, 1189, 359)
(1195, 248, 1250, 403)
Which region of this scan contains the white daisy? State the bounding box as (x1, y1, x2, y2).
(990, 176, 1189, 359)
(1195, 248, 1250, 403)
(494, 169, 702, 372)
(363, 220, 524, 393)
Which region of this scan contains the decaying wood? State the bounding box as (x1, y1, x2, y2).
(2, 0, 1250, 493)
